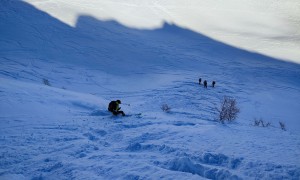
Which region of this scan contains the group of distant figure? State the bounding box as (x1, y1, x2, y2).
(199, 78, 216, 88)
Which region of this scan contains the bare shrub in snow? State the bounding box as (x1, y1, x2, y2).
(265, 121, 271, 127)
(279, 121, 286, 131)
(161, 104, 171, 112)
(217, 96, 240, 123)
(254, 118, 261, 126)
(43, 78, 51, 86)
(254, 118, 271, 127)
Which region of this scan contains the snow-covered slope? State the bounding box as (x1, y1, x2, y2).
(25, 0, 300, 63)
(1, 0, 300, 179)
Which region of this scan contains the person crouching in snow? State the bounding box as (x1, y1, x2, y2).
(108, 100, 125, 116)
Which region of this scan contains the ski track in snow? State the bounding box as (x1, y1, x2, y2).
(1, 113, 300, 179)
(1, 67, 300, 179)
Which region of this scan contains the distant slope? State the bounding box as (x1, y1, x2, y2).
(24, 0, 300, 63)
(1, 1, 299, 74)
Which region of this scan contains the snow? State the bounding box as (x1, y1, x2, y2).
(25, 0, 300, 63)
(1, 0, 300, 179)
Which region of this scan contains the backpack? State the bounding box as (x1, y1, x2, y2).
(108, 101, 116, 112)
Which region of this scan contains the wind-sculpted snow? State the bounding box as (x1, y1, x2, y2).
(164, 157, 240, 180)
(1, 97, 300, 179)
(1, 0, 300, 179)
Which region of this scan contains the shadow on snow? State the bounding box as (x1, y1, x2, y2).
(1, 0, 300, 87)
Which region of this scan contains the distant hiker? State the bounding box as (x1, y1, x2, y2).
(204, 80, 207, 88)
(212, 81, 216, 87)
(199, 78, 202, 85)
(108, 100, 125, 116)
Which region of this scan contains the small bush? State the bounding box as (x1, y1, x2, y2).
(217, 96, 240, 123)
(43, 78, 51, 86)
(161, 104, 171, 112)
(265, 122, 271, 127)
(254, 118, 261, 126)
(254, 118, 271, 127)
(279, 121, 286, 131)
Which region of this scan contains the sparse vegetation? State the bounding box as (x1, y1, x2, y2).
(254, 118, 260, 126)
(279, 121, 286, 131)
(217, 96, 240, 123)
(43, 78, 51, 86)
(253, 118, 287, 131)
(161, 104, 171, 112)
(254, 118, 271, 127)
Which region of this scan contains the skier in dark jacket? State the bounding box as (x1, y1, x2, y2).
(204, 80, 208, 88)
(108, 100, 125, 116)
(212, 81, 216, 87)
